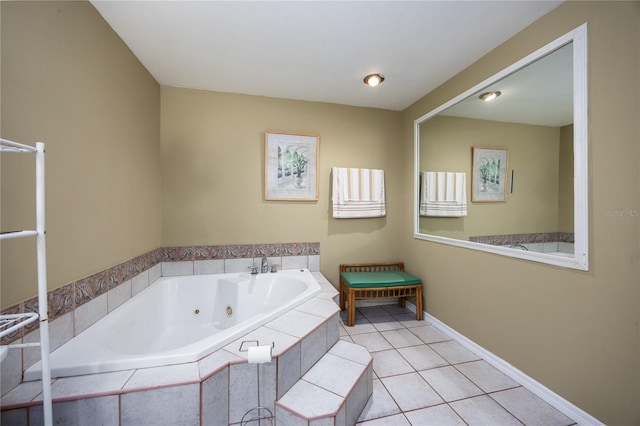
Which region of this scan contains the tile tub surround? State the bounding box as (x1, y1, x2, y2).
(0, 242, 321, 396)
(276, 341, 373, 425)
(1, 273, 345, 426)
(469, 232, 574, 246)
(500, 241, 575, 256)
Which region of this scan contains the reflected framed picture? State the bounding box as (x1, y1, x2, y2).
(472, 146, 509, 202)
(265, 131, 320, 201)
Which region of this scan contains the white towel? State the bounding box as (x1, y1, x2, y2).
(332, 167, 386, 218)
(420, 172, 467, 217)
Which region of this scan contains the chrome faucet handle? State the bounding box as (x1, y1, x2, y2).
(248, 265, 258, 274)
(260, 256, 269, 273)
(270, 264, 279, 273)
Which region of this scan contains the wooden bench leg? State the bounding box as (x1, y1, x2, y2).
(339, 281, 346, 311)
(415, 285, 423, 321)
(347, 288, 356, 326)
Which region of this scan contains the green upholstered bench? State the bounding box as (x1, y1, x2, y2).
(339, 262, 423, 326)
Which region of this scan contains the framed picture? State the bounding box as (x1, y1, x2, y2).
(472, 146, 509, 202)
(265, 131, 319, 201)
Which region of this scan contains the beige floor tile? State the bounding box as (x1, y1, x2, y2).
(372, 349, 414, 378)
(419, 366, 484, 401)
(357, 379, 402, 422)
(381, 372, 443, 411)
(397, 345, 448, 371)
(490, 387, 575, 426)
(391, 313, 427, 328)
(409, 324, 451, 344)
(450, 395, 522, 425)
(368, 315, 405, 332)
(344, 320, 378, 336)
(429, 340, 481, 364)
(349, 307, 577, 426)
(404, 403, 467, 425)
(455, 360, 519, 393)
(380, 328, 423, 348)
(351, 332, 393, 352)
(357, 413, 410, 425)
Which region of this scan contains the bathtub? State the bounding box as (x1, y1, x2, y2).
(24, 268, 321, 380)
(502, 242, 574, 258)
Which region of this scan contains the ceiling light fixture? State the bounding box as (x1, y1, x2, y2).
(479, 91, 501, 102)
(364, 73, 385, 87)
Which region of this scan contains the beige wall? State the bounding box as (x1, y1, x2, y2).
(0, 1, 404, 303)
(1, 1, 161, 307)
(402, 2, 639, 424)
(160, 87, 404, 286)
(419, 115, 561, 239)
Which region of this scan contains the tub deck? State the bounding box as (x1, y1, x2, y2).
(1, 272, 341, 426)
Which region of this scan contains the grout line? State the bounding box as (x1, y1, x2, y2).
(346, 307, 583, 425)
(353, 302, 601, 426)
(420, 309, 601, 425)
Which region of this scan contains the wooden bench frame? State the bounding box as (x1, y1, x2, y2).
(339, 262, 423, 326)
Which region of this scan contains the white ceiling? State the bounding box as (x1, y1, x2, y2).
(91, 0, 562, 112)
(442, 42, 573, 127)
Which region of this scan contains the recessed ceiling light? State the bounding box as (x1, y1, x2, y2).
(364, 73, 385, 87)
(479, 91, 501, 101)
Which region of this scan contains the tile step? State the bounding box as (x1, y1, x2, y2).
(275, 340, 373, 425)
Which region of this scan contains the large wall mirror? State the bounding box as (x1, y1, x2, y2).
(414, 24, 588, 270)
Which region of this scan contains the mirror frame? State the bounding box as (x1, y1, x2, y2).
(413, 23, 588, 271)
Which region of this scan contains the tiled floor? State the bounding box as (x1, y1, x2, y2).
(338, 305, 577, 426)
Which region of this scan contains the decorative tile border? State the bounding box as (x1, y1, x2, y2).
(0, 242, 320, 346)
(469, 232, 574, 246)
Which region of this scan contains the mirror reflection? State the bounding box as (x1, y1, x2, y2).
(414, 25, 588, 270)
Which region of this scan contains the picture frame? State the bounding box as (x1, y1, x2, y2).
(472, 146, 509, 202)
(265, 131, 319, 201)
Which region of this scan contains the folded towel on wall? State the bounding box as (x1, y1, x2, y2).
(420, 171, 467, 217)
(332, 167, 386, 218)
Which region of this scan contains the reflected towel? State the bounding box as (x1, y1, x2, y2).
(420, 171, 467, 217)
(332, 167, 386, 218)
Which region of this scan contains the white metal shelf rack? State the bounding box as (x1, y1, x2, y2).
(0, 138, 52, 426)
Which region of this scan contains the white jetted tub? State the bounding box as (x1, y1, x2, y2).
(25, 268, 321, 380)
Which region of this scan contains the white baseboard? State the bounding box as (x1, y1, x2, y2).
(403, 301, 603, 426)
